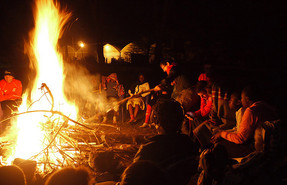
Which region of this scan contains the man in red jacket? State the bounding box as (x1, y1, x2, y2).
(0, 70, 22, 131)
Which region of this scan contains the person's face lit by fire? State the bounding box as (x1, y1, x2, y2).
(4, 75, 14, 83)
(139, 75, 145, 83)
(229, 94, 241, 110)
(241, 91, 250, 108)
(160, 62, 170, 73)
(197, 90, 207, 100)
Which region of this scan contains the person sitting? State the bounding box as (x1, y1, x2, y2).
(100, 73, 124, 124)
(95, 160, 168, 185)
(192, 90, 243, 150)
(0, 165, 26, 185)
(211, 85, 278, 158)
(45, 167, 92, 185)
(224, 91, 246, 133)
(187, 81, 213, 131)
(0, 70, 22, 132)
(119, 160, 168, 185)
(126, 74, 150, 123)
(197, 63, 213, 85)
(134, 99, 197, 185)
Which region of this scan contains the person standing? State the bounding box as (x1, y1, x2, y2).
(141, 60, 176, 128)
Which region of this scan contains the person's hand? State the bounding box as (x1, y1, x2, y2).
(211, 127, 220, 134)
(154, 85, 161, 91)
(210, 131, 222, 144)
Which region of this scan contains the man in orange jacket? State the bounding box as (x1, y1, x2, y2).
(0, 70, 22, 130)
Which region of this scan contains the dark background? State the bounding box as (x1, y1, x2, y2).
(0, 0, 286, 113)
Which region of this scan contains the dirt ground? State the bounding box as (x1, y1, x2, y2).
(71, 112, 159, 183)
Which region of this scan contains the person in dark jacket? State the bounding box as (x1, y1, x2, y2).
(154, 60, 199, 115)
(134, 99, 197, 185)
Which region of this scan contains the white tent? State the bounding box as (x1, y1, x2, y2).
(103, 44, 121, 63)
(120, 43, 145, 63)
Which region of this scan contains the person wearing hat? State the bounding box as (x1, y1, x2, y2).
(0, 70, 22, 131)
(100, 73, 124, 124)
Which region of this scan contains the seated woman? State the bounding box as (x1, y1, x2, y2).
(126, 74, 150, 123)
(193, 90, 243, 149)
(211, 85, 279, 158)
(187, 81, 212, 131)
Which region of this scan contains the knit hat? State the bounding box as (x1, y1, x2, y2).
(4, 70, 14, 77)
(106, 73, 118, 82)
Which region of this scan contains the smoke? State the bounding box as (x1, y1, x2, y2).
(63, 63, 108, 119)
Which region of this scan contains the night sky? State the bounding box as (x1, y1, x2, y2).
(0, 0, 286, 88)
(0, 0, 286, 119)
(0, 0, 286, 61)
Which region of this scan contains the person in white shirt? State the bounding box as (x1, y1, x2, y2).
(126, 74, 150, 123)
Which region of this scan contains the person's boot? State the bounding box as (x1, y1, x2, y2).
(139, 122, 148, 128)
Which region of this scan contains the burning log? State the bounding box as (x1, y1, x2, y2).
(0, 82, 122, 174)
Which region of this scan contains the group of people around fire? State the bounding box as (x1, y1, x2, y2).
(0, 59, 285, 185)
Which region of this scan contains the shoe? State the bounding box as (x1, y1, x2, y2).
(128, 119, 134, 123)
(140, 123, 148, 128)
(128, 119, 136, 124)
(151, 123, 159, 129)
(155, 124, 159, 129)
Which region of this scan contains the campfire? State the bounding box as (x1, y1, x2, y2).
(0, 0, 157, 178)
(0, 0, 117, 174)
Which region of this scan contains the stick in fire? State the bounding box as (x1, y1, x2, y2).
(84, 88, 155, 123)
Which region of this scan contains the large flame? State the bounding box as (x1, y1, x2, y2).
(3, 0, 79, 170)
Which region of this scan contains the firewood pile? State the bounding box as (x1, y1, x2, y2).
(0, 108, 156, 182)
(0, 84, 157, 182)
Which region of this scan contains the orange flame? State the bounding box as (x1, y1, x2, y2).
(3, 0, 79, 171)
